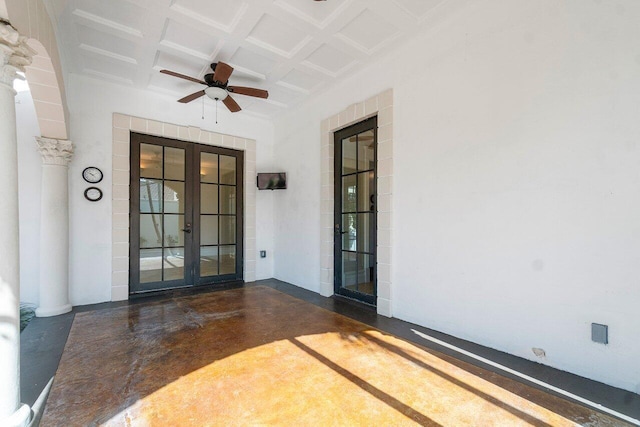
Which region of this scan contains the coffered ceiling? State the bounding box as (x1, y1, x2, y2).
(43, 0, 447, 117)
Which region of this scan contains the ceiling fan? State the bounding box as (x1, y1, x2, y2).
(160, 62, 268, 113)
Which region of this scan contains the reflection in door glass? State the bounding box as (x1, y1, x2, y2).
(200, 216, 219, 246)
(163, 214, 185, 247)
(140, 144, 163, 179)
(342, 213, 356, 251)
(342, 137, 357, 174)
(358, 130, 375, 171)
(164, 247, 185, 281)
(220, 246, 236, 275)
(164, 147, 185, 180)
(201, 184, 218, 214)
(140, 214, 162, 248)
(163, 181, 185, 214)
(342, 174, 357, 213)
(200, 153, 218, 183)
(200, 246, 218, 277)
(219, 216, 236, 245)
(357, 253, 374, 294)
(342, 252, 357, 289)
(220, 155, 236, 185)
(140, 249, 162, 283)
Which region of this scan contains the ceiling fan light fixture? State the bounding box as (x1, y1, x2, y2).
(205, 86, 228, 101)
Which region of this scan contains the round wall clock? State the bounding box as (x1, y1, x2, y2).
(82, 166, 103, 184)
(84, 187, 103, 202)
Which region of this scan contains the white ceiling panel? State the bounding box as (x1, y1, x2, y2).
(247, 14, 309, 58)
(229, 47, 278, 79)
(391, 0, 446, 20)
(274, 0, 344, 28)
(279, 68, 321, 93)
(171, 0, 247, 31)
(74, 24, 138, 59)
(80, 54, 137, 83)
(161, 19, 220, 59)
(45, 0, 446, 117)
(154, 51, 203, 78)
(72, 0, 149, 34)
(337, 9, 399, 53)
(304, 44, 355, 76)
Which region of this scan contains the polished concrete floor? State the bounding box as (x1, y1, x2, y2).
(32, 284, 634, 426)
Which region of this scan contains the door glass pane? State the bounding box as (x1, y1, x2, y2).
(140, 249, 162, 283)
(357, 213, 373, 253)
(357, 172, 374, 212)
(200, 215, 218, 245)
(140, 179, 162, 213)
(201, 153, 218, 183)
(140, 214, 162, 248)
(164, 247, 185, 281)
(357, 253, 374, 295)
(342, 174, 356, 213)
(200, 246, 218, 277)
(342, 213, 356, 251)
(163, 214, 184, 247)
(220, 186, 236, 215)
(342, 137, 357, 175)
(220, 246, 236, 275)
(220, 216, 236, 244)
(358, 131, 375, 171)
(220, 155, 236, 185)
(140, 143, 162, 179)
(342, 252, 357, 290)
(163, 181, 185, 214)
(165, 147, 185, 180)
(201, 184, 218, 214)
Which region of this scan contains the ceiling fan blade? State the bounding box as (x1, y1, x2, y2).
(227, 86, 269, 99)
(178, 90, 206, 103)
(160, 69, 206, 85)
(222, 95, 241, 112)
(213, 61, 234, 84)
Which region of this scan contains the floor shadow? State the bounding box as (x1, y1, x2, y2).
(361, 332, 553, 427)
(289, 337, 441, 426)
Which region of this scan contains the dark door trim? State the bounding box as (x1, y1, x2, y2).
(333, 116, 378, 305)
(129, 132, 244, 295)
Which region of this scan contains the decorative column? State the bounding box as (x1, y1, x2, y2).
(0, 16, 35, 427)
(35, 137, 73, 317)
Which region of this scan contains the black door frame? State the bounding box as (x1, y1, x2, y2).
(333, 116, 378, 305)
(129, 132, 244, 294)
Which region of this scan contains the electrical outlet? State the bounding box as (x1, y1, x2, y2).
(591, 323, 608, 344)
(260, 250, 266, 258)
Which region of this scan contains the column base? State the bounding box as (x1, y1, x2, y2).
(2, 403, 31, 427)
(35, 304, 72, 317)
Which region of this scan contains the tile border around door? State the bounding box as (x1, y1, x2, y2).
(111, 114, 257, 301)
(320, 89, 394, 317)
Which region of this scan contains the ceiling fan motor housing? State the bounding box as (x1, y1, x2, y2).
(204, 73, 227, 88)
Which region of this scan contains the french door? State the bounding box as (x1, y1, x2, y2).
(129, 133, 243, 294)
(334, 117, 377, 305)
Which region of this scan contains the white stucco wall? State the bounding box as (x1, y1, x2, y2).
(273, 0, 640, 393)
(64, 74, 275, 306)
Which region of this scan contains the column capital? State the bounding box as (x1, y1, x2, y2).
(1, 20, 35, 87)
(36, 137, 74, 166)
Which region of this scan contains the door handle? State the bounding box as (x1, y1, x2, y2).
(182, 223, 192, 233)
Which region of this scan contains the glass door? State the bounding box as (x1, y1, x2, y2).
(129, 133, 243, 294)
(334, 117, 377, 305)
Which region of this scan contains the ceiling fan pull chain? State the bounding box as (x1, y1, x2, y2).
(202, 96, 205, 120)
(216, 100, 218, 124)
